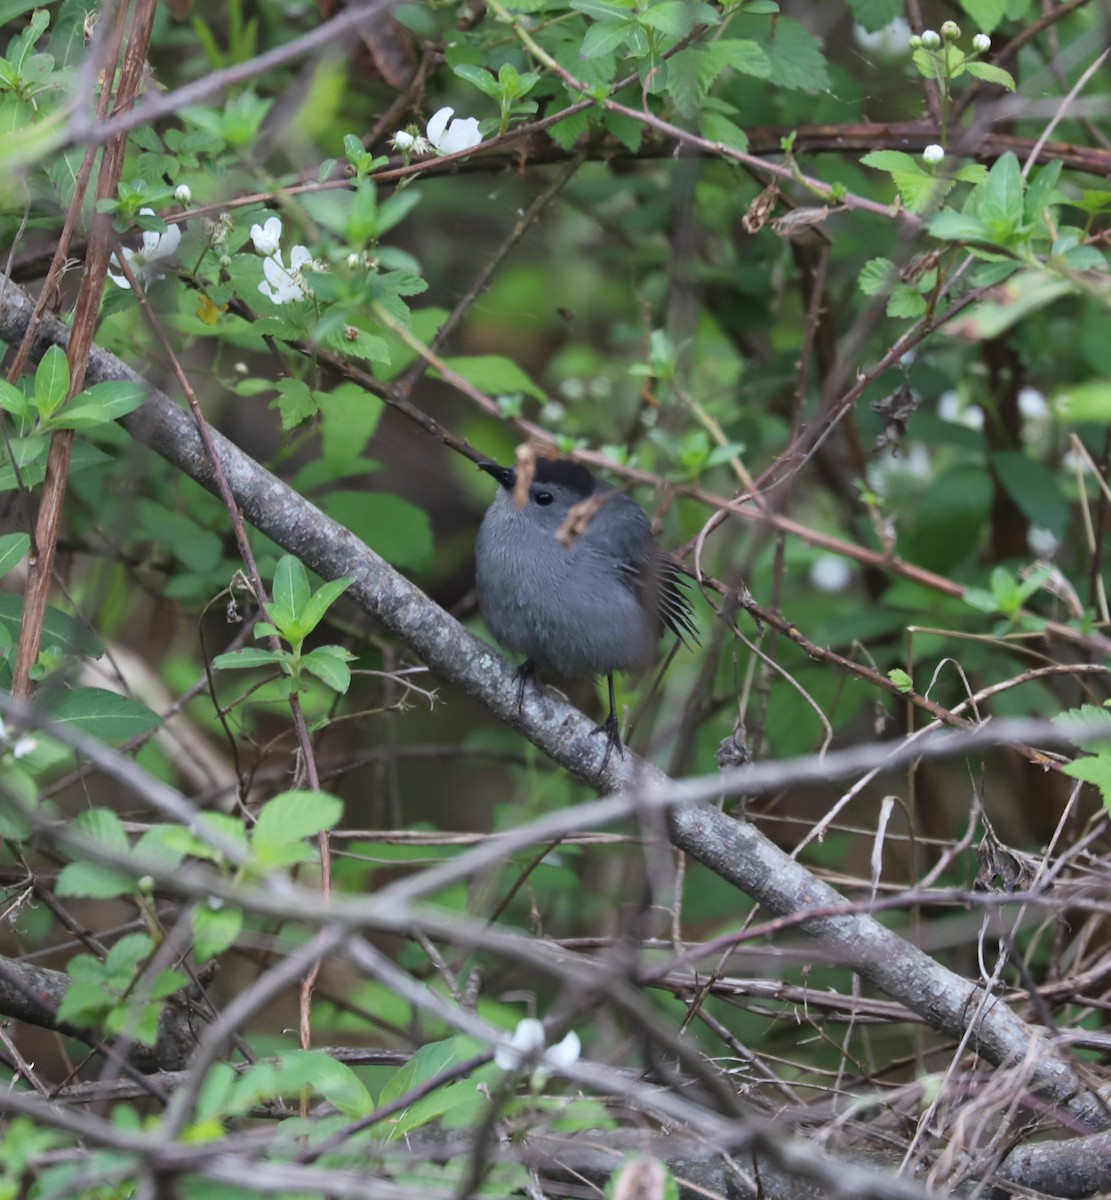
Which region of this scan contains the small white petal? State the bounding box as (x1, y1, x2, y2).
(809, 555, 853, 592)
(426, 107, 453, 146)
(495, 1018, 546, 1069)
(544, 1030, 581, 1070)
(250, 216, 283, 257)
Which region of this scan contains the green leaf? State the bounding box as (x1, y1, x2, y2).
(957, 0, 1004, 32)
(51, 381, 146, 430)
(888, 668, 914, 693)
(886, 284, 928, 318)
(318, 382, 385, 473)
(34, 345, 70, 419)
(192, 903, 243, 963)
(964, 61, 1015, 90)
(1061, 755, 1111, 811)
(979, 151, 1023, 232)
(946, 270, 1072, 340)
(0, 593, 103, 657)
(859, 258, 896, 296)
(271, 378, 319, 431)
(44, 688, 161, 743)
(271, 555, 311, 634)
(298, 577, 354, 637)
(639, 1, 696, 37)
(452, 63, 501, 98)
(0, 378, 32, 418)
(57, 979, 114, 1026)
(252, 789, 344, 848)
(1056, 379, 1111, 424)
(846, 0, 903, 30)
(928, 209, 994, 243)
(319, 491, 434, 572)
(706, 37, 770, 79)
(579, 20, 631, 60)
(1054, 705, 1111, 754)
(439, 354, 547, 402)
(0, 532, 29, 578)
(213, 646, 287, 671)
(990, 451, 1069, 539)
(731, 15, 829, 92)
(56, 860, 137, 899)
(301, 645, 354, 693)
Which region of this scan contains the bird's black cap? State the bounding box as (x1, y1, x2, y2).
(478, 457, 597, 496)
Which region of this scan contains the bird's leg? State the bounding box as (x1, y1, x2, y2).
(513, 659, 536, 713)
(591, 673, 625, 773)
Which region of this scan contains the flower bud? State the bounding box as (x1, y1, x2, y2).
(940, 20, 960, 40)
(922, 144, 945, 165)
(972, 33, 991, 51)
(174, 183, 191, 204)
(921, 29, 941, 48)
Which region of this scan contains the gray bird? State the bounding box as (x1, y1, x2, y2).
(475, 457, 697, 769)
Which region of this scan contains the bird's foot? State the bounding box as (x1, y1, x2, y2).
(591, 709, 625, 774)
(513, 660, 537, 714)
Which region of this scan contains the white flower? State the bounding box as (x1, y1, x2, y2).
(920, 29, 941, 48)
(922, 144, 945, 165)
(1028, 526, 1060, 557)
(426, 106, 483, 156)
(107, 208, 182, 289)
(250, 216, 283, 257)
(258, 244, 313, 305)
(391, 129, 432, 155)
(174, 184, 191, 205)
(853, 16, 912, 57)
(1018, 387, 1048, 419)
(495, 1018, 581, 1077)
(973, 33, 991, 52)
(809, 555, 853, 592)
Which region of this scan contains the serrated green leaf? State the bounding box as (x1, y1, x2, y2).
(888, 668, 914, 693)
(192, 903, 243, 963)
(57, 979, 113, 1025)
(1061, 755, 1111, 810)
(859, 258, 896, 296)
(886, 284, 928, 318)
(253, 789, 343, 848)
(56, 860, 136, 899)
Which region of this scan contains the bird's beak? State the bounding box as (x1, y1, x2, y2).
(477, 460, 516, 490)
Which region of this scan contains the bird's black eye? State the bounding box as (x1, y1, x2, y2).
(534, 490, 554, 506)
